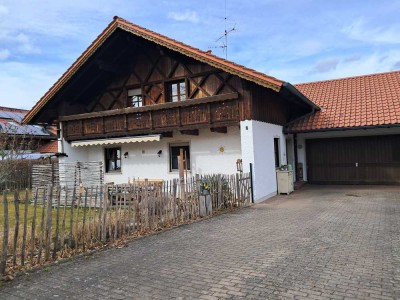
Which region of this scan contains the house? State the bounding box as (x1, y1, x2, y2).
(287, 71, 400, 184)
(23, 16, 400, 202)
(23, 16, 317, 202)
(0, 106, 56, 159)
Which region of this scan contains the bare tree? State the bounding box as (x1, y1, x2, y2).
(0, 122, 34, 190)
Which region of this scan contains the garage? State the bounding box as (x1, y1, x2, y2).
(306, 135, 400, 184)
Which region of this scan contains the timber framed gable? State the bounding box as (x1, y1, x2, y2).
(93, 44, 243, 112)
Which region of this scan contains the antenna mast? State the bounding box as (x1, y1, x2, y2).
(213, 0, 236, 59)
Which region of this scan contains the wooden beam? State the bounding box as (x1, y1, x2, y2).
(60, 92, 239, 121)
(161, 132, 173, 138)
(214, 73, 237, 95)
(210, 127, 227, 134)
(180, 129, 199, 136)
(188, 73, 211, 99)
(64, 120, 238, 141)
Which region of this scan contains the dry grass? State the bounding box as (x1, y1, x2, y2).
(0, 178, 251, 278)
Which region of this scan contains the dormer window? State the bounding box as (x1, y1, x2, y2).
(168, 80, 186, 102)
(128, 88, 143, 107)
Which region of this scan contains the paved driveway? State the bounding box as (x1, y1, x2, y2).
(1, 185, 400, 299)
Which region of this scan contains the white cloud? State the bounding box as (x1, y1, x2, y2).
(0, 49, 10, 60)
(15, 33, 41, 54)
(272, 50, 400, 84)
(0, 4, 8, 15)
(0, 32, 41, 56)
(343, 18, 400, 45)
(168, 10, 199, 23)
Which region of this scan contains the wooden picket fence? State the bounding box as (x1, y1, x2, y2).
(0, 172, 252, 276)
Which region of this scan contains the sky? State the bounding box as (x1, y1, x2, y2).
(0, 0, 400, 110)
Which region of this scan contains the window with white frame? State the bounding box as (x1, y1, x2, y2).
(128, 88, 143, 107)
(168, 80, 186, 102)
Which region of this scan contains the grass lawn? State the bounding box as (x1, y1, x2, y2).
(0, 190, 102, 234)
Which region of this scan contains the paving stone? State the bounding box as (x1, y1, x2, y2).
(1, 185, 399, 299)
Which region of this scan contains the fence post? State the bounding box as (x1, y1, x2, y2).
(249, 163, 255, 203)
(44, 186, 53, 261)
(101, 185, 108, 242)
(21, 189, 29, 266)
(30, 188, 39, 265)
(0, 191, 9, 274)
(12, 190, 20, 266)
(53, 186, 62, 260)
(235, 173, 240, 205)
(82, 187, 88, 251)
(217, 176, 223, 208)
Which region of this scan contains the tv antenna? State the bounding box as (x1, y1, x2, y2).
(210, 0, 236, 59)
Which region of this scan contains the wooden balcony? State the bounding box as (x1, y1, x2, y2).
(60, 92, 241, 140)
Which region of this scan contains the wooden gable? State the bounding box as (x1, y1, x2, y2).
(91, 37, 245, 113)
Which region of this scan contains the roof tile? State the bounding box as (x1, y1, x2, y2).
(36, 141, 58, 153)
(289, 71, 400, 132)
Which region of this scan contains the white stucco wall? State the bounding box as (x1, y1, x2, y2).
(240, 120, 286, 202)
(60, 127, 241, 183)
(296, 127, 400, 182)
(59, 138, 88, 163)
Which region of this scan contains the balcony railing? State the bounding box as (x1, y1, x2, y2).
(60, 92, 240, 140)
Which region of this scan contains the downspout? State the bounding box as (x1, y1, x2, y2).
(58, 121, 65, 154)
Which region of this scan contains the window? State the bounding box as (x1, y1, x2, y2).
(274, 138, 280, 168)
(168, 80, 186, 102)
(169, 144, 190, 171)
(128, 88, 143, 107)
(105, 147, 121, 172)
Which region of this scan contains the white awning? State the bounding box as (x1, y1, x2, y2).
(71, 135, 161, 147)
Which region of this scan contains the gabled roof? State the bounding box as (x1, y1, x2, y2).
(23, 16, 286, 124)
(288, 71, 400, 132)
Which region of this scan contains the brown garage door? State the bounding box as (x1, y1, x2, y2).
(306, 135, 400, 184)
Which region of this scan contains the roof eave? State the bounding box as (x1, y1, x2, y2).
(281, 82, 320, 110)
(287, 123, 400, 134)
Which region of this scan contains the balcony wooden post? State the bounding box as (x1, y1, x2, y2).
(207, 103, 212, 124)
(149, 111, 154, 130)
(80, 120, 84, 136)
(177, 107, 181, 127)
